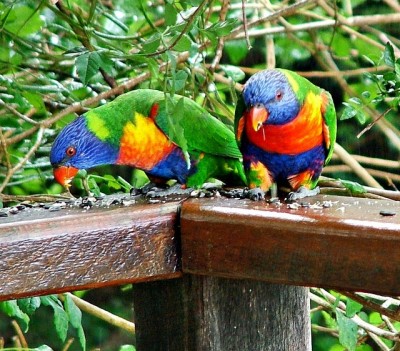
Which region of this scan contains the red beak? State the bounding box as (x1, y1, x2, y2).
(246, 105, 269, 132)
(53, 166, 79, 187)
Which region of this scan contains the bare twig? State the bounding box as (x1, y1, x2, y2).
(11, 320, 28, 349)
(330, 154, 400, 170)
(333, 143, 382, 189)
(59, 293, 135, 334)
(61, 338, 75, 351)
(0, 99, 38, 125)
(0, 127, 45, 193)
(357, 108, 393, 138)
(338, 290, 400, 322)
(310, 289, 400, 341)
(210, 0, 230, 72)
(229, 0, 318, 40)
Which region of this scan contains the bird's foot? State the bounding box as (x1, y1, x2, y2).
(286, 186, 320, 202)
(146, 184, 193, 198)
(219, 188, 247, 199)
(243, 187, 266, 201)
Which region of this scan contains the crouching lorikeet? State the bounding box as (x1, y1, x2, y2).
(50, 89, 246, 191)
(235, 68, 337, 200)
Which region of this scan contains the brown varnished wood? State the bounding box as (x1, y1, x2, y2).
(0, 200, 182, 301)
(181, 195, 400, 295)
(133, 276, 311, 351)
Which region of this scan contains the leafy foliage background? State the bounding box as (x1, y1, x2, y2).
(1, 0, 400, 350)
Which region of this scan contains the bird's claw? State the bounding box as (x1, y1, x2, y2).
(286, 186, 320, 202)
(219, 188, 246, 199)
(145, 184, 193, 198)
(244, 187, 266, 201)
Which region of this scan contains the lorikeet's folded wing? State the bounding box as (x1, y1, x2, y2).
(321, 90, 337, 165)
(133, 90, 242, 160)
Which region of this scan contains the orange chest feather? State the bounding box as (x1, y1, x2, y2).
(246, 93, 325, 155)
(117, 112, 176, 169)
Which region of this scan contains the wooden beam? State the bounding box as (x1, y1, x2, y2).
(133, 276, 311, 351)
(0, 200, 181, 301)
(181, 195, 400, 295)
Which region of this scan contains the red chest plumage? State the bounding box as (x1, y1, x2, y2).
(245, 92, 325, 155)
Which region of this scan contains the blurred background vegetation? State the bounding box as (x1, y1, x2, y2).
(1, 0, 400, 350)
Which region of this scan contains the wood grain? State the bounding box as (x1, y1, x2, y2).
(181, 195, 400, 295)
(133, 276, 311, 351)
(0, 201, 181, 301)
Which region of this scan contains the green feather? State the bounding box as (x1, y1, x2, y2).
(83, 89, 246, 186)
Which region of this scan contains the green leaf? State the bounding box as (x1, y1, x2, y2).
(41, 295, 69, 342)
(384, 42, 395, 68)
(348, 97, 361, 105)
(336, 309, 358, 351)
(361, 91, 371, 99)
(169, 34, 192, 52)
(220, 65, 245, 82)
(76, 324, 87, 351)
(169, 69, 188, 92)
(18, 296, 41, 315)
(340, 105, 358, 120)
(88, 177, 102, 197)
(119, 345, 136, 351)
(104, 174, 122, 190)
(207, 18, 237, 37)
(166, 97, 189, 165)
(64, 294, 86, 351)
(224, 40, 249, 65)
(1, 5, 43, 37)
(339, 179, 367, 194)
(0, 300, 30, 332)
(369, 311, 383, 325)
(362, 55, 376, 67)
(32, 346, 54, 351)
(141, 34, 161, 54)
(346, 298, 363, 318)
(22, 92, 46, 114)
(117, 176, 133, 191)
(165, 3, 177, 26)
(64, 294, 82, 329)
(98, 52, 115, 75)
(76, 51, 102, 85)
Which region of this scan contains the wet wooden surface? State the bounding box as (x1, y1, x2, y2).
(133, 276, 311, 351)
(181, 195, 400, 295)
(1, 194, 400, 299)
(0, 199, 182, 301)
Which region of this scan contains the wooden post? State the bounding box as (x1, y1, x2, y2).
(133, 275, 311, 351)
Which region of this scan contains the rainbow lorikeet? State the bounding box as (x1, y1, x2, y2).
(50, 89, 246, 191)
(235, 68, 337, 200)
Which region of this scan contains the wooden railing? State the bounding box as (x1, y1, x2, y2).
(1, 194, 399, 350)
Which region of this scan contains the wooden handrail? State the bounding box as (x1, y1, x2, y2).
(0, 199, 181, 301)
(0, 194, 399, 300)
(181, 195, 400, 295)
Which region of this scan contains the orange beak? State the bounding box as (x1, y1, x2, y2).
(247, 105, 269, 132)
(53, 166, 79, 188)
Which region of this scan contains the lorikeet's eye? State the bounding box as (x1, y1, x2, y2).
(275, 90, 283, 101)
(66, 146, 76, 157)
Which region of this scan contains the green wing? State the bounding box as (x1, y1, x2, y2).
(134, 90, 242, 159)
(321, 90, 337, 165)
(85, 89, 243, 160)
(234, 94, 246, 149)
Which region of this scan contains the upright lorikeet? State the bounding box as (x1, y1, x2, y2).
(50, 89, 246, 190)
(235, 68, 337, 200)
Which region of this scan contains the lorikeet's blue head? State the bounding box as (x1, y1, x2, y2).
(242, 69, 300, 130)
(50, 116, 118, 187)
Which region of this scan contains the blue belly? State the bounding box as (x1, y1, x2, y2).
(146, 148, 189, 184)
(242, 142, 326, 183)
